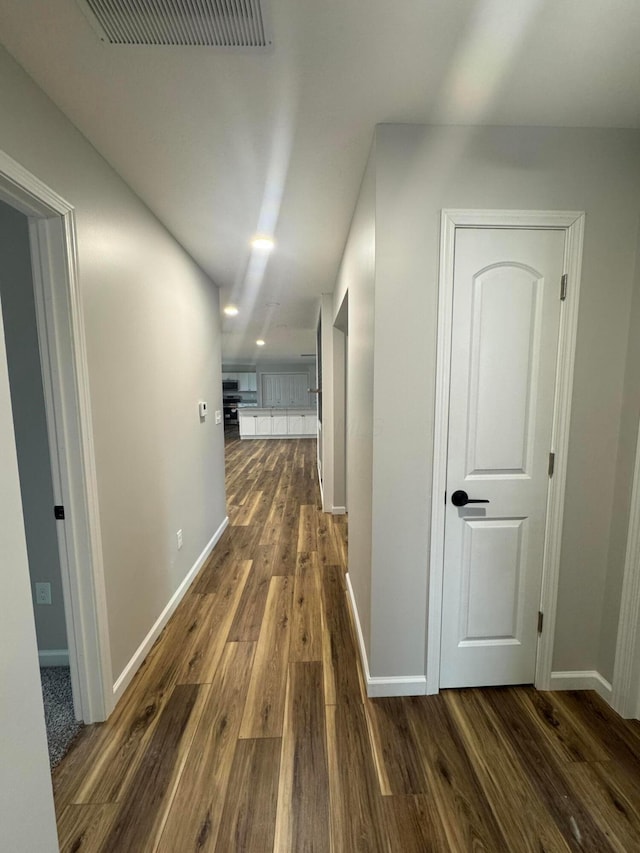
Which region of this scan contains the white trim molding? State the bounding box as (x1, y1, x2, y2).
(550, 670, 613, 703)
(346, 573, 427, 698)
(112, 517, 228, 703)
(317, 458, 325, 511)
(612, 419, 640, 718)
(367, 675, 428, 698)
(427, 209, 585, 695)
(332, 506, 347, 515)
(38, 649, 70, 668)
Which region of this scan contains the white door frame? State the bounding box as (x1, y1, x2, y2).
(612, 420, 640, 718)
(426, 209, 585, 695)
(0, 150, 112, 722)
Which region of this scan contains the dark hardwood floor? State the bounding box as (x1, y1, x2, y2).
(53, 435, 640, 851)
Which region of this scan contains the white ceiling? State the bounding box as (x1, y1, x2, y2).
(1, 0, 639, 362)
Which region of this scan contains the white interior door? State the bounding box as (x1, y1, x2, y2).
(440, 227, 565, 688)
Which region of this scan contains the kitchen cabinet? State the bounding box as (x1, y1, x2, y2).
(223, 372, 257, 391)
(240, 414, 256, 435)
(256, 415, 272, 435)
(239, 409, 317, 439)
(290, 374, 310, 406)
(261, 374, 282, 406)
(238, 372, 257, 392)
(287, 414, 304, 434)
(272, 415, 288, 435)
(287, 413, 318, 435)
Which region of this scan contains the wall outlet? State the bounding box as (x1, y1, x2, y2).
(176, 529, 183, 550)
(35, 582, 52, 605)
(215, 409, 222, 424)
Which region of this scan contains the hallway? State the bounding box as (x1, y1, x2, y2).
(53, 437, 640, 851)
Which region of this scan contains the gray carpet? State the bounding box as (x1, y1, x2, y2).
(40, 666, 83, 769)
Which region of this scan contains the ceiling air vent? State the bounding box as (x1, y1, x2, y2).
(78, 0, 272, 48)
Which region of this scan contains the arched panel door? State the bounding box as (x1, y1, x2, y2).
(441, 228, 564, 688)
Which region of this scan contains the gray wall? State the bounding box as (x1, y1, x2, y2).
(0, 201, 67, 654)
(333, 145, 376, 660)
(599, 218, 640, 678)
(0, 43, 227, 684)
(339, 124, 640, 682)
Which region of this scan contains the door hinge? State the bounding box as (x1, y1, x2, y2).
(54, 505, 65, 520)
(560, 273, 568, 301)
(538, 611, 544, 634)
(548, 452, 555, 477)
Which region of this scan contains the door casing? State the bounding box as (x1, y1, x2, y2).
(427, 209, 585, 695)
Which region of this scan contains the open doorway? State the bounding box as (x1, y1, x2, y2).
(0, 200, 80, 765)
(0, 150, 112, 729)
(334, 291, 348, 513)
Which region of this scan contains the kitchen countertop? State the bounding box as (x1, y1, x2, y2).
(238, 407, 316, 414)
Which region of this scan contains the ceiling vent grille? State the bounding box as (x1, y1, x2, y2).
(79, 0, 272, 48)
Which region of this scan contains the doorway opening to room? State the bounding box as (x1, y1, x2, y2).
(0, 151, 111, 744)
(0, 199, 80, 767)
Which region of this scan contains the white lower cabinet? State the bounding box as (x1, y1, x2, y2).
(287, 415, 304, 435)
(289, 414, 318, 436)
(239, 410, 317, 439)
(272, 415, 288, 435)
(239, 414, 257, 437)
(256, 416, 272, 435)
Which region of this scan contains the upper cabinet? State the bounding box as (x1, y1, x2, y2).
(222, 372, 257, 392)
(237, 372, 257, 392)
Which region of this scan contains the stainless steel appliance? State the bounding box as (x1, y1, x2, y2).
(223, 394, 241, 424)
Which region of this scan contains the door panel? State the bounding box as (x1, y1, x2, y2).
(466, 264, 542, 476)
(441, 228, 564, 688)
(459, 517, 526, 642)
(290, 373, 310, 407)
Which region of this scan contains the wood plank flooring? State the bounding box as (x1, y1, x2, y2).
(54, 434, 640, 852)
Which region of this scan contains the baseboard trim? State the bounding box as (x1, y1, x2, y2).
(549, 670, 613, 702)
(332, 506, 347, 515)
(366, 675, 429, 698)
(38, 649, 70, 667)
(112, 516, 229, 703)
(345, 572, 370, 683)
(345, 572, 427, 698)
(317, 460, 326, 512)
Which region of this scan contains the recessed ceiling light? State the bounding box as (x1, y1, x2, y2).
(223, 305, 239, 316)
(256, 339, 266, 346)
(251, 236, 275, 251)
